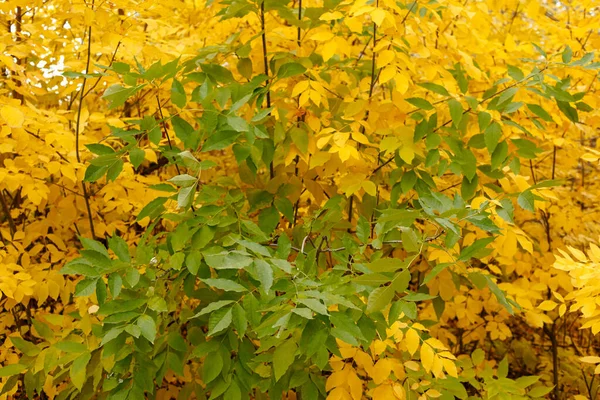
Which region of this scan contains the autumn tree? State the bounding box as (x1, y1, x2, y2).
(1, 0, 600, 399)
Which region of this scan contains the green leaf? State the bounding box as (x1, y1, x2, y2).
(562, 45, 573, 63)
(86, 143, 114, 155)
(237, 58, 253, 80)
(273, 339, 297, 381)
(137, 315, 157, 343)
(485, 275, 514, 314)
(292, 308, 313, 319)
(484, 122, 502, 154)
(571, 52, 594, 67)
(448, 99, 463, 126)
(401, 229, 419, 253)
(232, 304, 248, 338)
(418, 82, 449, 96)
(290, 127, 309, 154)
(148, 296, 168, 312)
(172, 115, 196, 149)
(200, 63, 235, 83)
(83, 164, 108, 182)
(227, 116, 249, 132)
(97, 298, 147, 316)
(203, 252, 253, 270)
(401, 170, 417, 193)
(60, 260, 99, 277)
(297, 299, 328, 315)
(271, 259, 292, 273)
(177, 183, 197, 209)
(277, 62, 306, 78)
(128, 148, 145, 169)
(202, 130, 240, 152)
(75, 278, 98, 297)
(108, 235, 130, 262)
(366, 286, 394, 313)
(556, 100, 579, 123)
(330, 312, 366, 344)
(406, 97, 434, 110)
(252, 107, 273, 122)
(169, 174, 197, 187)
(202, 350, 223, 384)
(102, 84, 145, 109)
(507, 65, 524, 81)
(274, 197, 294, 223)
(258, 206, 279, 234)
(459, 237, 495, 261)
(171, 79, 187, 108)
(70, 352, 91, 391)
(0, 364, 26, 377)
(526, 103, 553, 122)
(478, 111, 492, 131)
(100, 327, 125, 345)
(136, 197, 168, 221)
(202, 278, 247, 292)
(224, 380, 241, 400)
(108, 273, 122, 297)
(235, 239, 271, 257)
(207, 307, 233, 336)
(517, 190, 535, 212)
(367, 258, 407, 273)
(516, 375, 540, 388)
(528, 386, 553, 397)
(192, 300, 236, 318)
(55, 341, 87, 353)
(252, 259, 274, 294)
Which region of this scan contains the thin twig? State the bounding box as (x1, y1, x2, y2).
(75, 9, 97, 239)
(260, 0, 274, 179)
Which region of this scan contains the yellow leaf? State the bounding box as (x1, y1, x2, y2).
(371, 359, 392, 384)
(347, 368, 363, 400)
(371, 9, 386, 26)
(362, 181, 377, 196)
(311, 31, 335, 41)
(589, 243, 600, 263)
(441, 358, 458, 378)
(425, 389, 442, 398)
(420, 343, 435, 373)
(399, 144, 414, 164)
(377, 50, 395, 68)
(310, 90, 322, 106)
(371, 384, 396, 400)
(424, 338, 447, 351)
(404, 360, 420, 371)
(328, 387, 352, 400)
(292, 80, 310, 97)
(516, 235, 533, 254)
(345, 17, 363, 33)
(379, 65, 397, 84)
(505, 33, 516, 52)
(392, 383, 405, 399)
(568, 246, 587, 262)
(323, 41, 338, 62)
(537, 300, 557, 311)
(595, 364, 600, 375)
(395, 73, 409, 94)
(320, 11, 344, 20)
(581, 153, 599, 162)
(352, 131, 370, 145)
(1, 105, 25, 128)
(579, 356, 600, 364)
(405, 328, 420, 355)
(326, 367, 350, 391)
